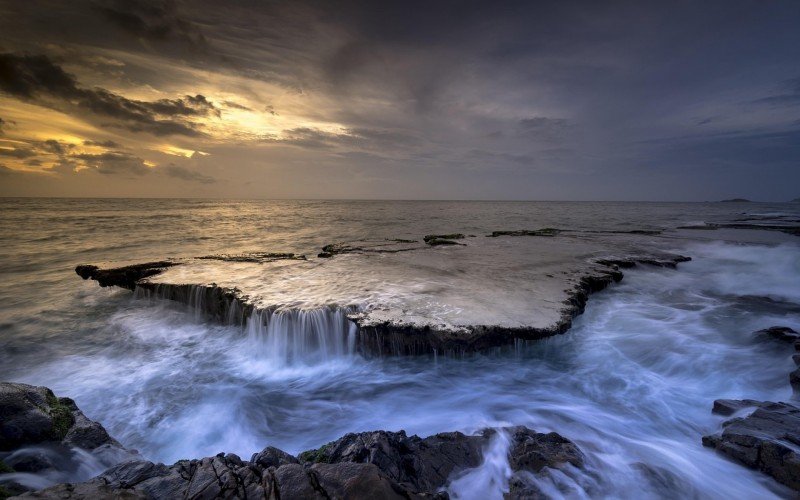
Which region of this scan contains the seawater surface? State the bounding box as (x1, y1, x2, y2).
(1, 198, 800, 498)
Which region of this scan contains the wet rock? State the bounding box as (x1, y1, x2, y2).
(0, 383, 69, 451)
(197, 252, 306, 263)
(505, 427, 584, 472)
(711, 399, 765, 416)
(299, 427, 583, 495)
(702, 401, 800, 491)
(754, 326, 800, 342)
(317, 239, 421, 258)
(251, 445, 299, 468)
(0, 382, 129, 496)
(0, 383, 116, 452)
(425, 238, 464, 246)
(12, 413, 584, 500)
(423, 234, 466, 246)
(75, 261, 177, 290)
(298, 429, 484, 492)
(595, 254, 692, 270)
(487, 228, 560, 238)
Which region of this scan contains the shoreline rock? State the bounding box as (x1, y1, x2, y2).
(0, 382, 133, 497)
(1, 383, 585, 499)
(702, 326, 800, 491)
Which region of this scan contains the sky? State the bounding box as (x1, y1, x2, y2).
(0, 0, 799, 201)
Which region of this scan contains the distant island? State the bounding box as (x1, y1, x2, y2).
(719, 198, 752, 202)
(791, 198, 800, 203)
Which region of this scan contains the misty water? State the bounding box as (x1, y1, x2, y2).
(2, 199, 800, 498)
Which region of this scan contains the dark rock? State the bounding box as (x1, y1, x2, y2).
(425, 238, 464, 246)
(423, 234, 465, 246)
(14, 421, 583, 499)
(711, 399, 765, 416)
(317, 239, 422, 258)
(0, 383, 76, 451)
(596, 255, 691, 270)
(75, 261, 177, 290)
(298, 429, 485, 492)
(487, 228, 560, 238)
(251, 445, 299, 468)
(196, 252, 306, 263)
(505, 427, 584, 472)
(755, 326, 800, 343)
(0, 382, 129, 496)
(791, 368, 800, 397)
(0, 383, 120, 453)
(703, 401, 800, 490)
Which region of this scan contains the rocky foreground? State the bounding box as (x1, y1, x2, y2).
(1, 382, 583, 499)
(75, 229, 692, 355)
(702, 326, 800, 491)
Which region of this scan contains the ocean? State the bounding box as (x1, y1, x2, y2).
(1, 198, 800, 498)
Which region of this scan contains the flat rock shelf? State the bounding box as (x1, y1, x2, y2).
(75, 230, 690, 355)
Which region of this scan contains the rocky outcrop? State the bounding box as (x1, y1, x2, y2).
(754, 326, 800, 343)
(0, 383, 131, 497)
(423, 234, 465, 246)
(317, 239, 420, 258)
(0, 383, 120, 453)
(487, 228, 560, 237)
(702, 402, 800, 491)
(703, 326, 800, 491)
(17, 427, 583, 499)
(197, 253, 306, 263)
(75, 252, 692, 356)
(75, 262, 178, 290)
(2, 383, 585, 499)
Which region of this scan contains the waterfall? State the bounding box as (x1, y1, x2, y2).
(245, 307, 358, 366)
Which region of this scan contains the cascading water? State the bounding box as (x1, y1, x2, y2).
(244, 307, 358, 366)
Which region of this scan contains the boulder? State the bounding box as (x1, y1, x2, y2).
(754, 326, 800, 343)
(0, 383, 118, 452)
(703, 401, 800, 491)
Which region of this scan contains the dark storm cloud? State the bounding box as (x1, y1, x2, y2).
(93, 0, 207, 48)
(161, 164, 215, 183)
(1, 0, 800, 199)
(0, 53, 215, 136)
(73, 151, 150, 175)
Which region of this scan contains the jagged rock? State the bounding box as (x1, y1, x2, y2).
(703, 401, 800, 491)
(298, 427, 583, 495)
(298, 429, 485, 492)
(0, 382, 130, 497)
(4, 387, 583, 500)
(711, 399, 765, 416)
(0, 383, 118, 452)
(75, 262, 177, 290)
(754, 326, 800, 342)
(505, 427, 584, 472)
(251, 446, 299, 468)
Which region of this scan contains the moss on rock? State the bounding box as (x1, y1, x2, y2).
(44, 392, 75, 440)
